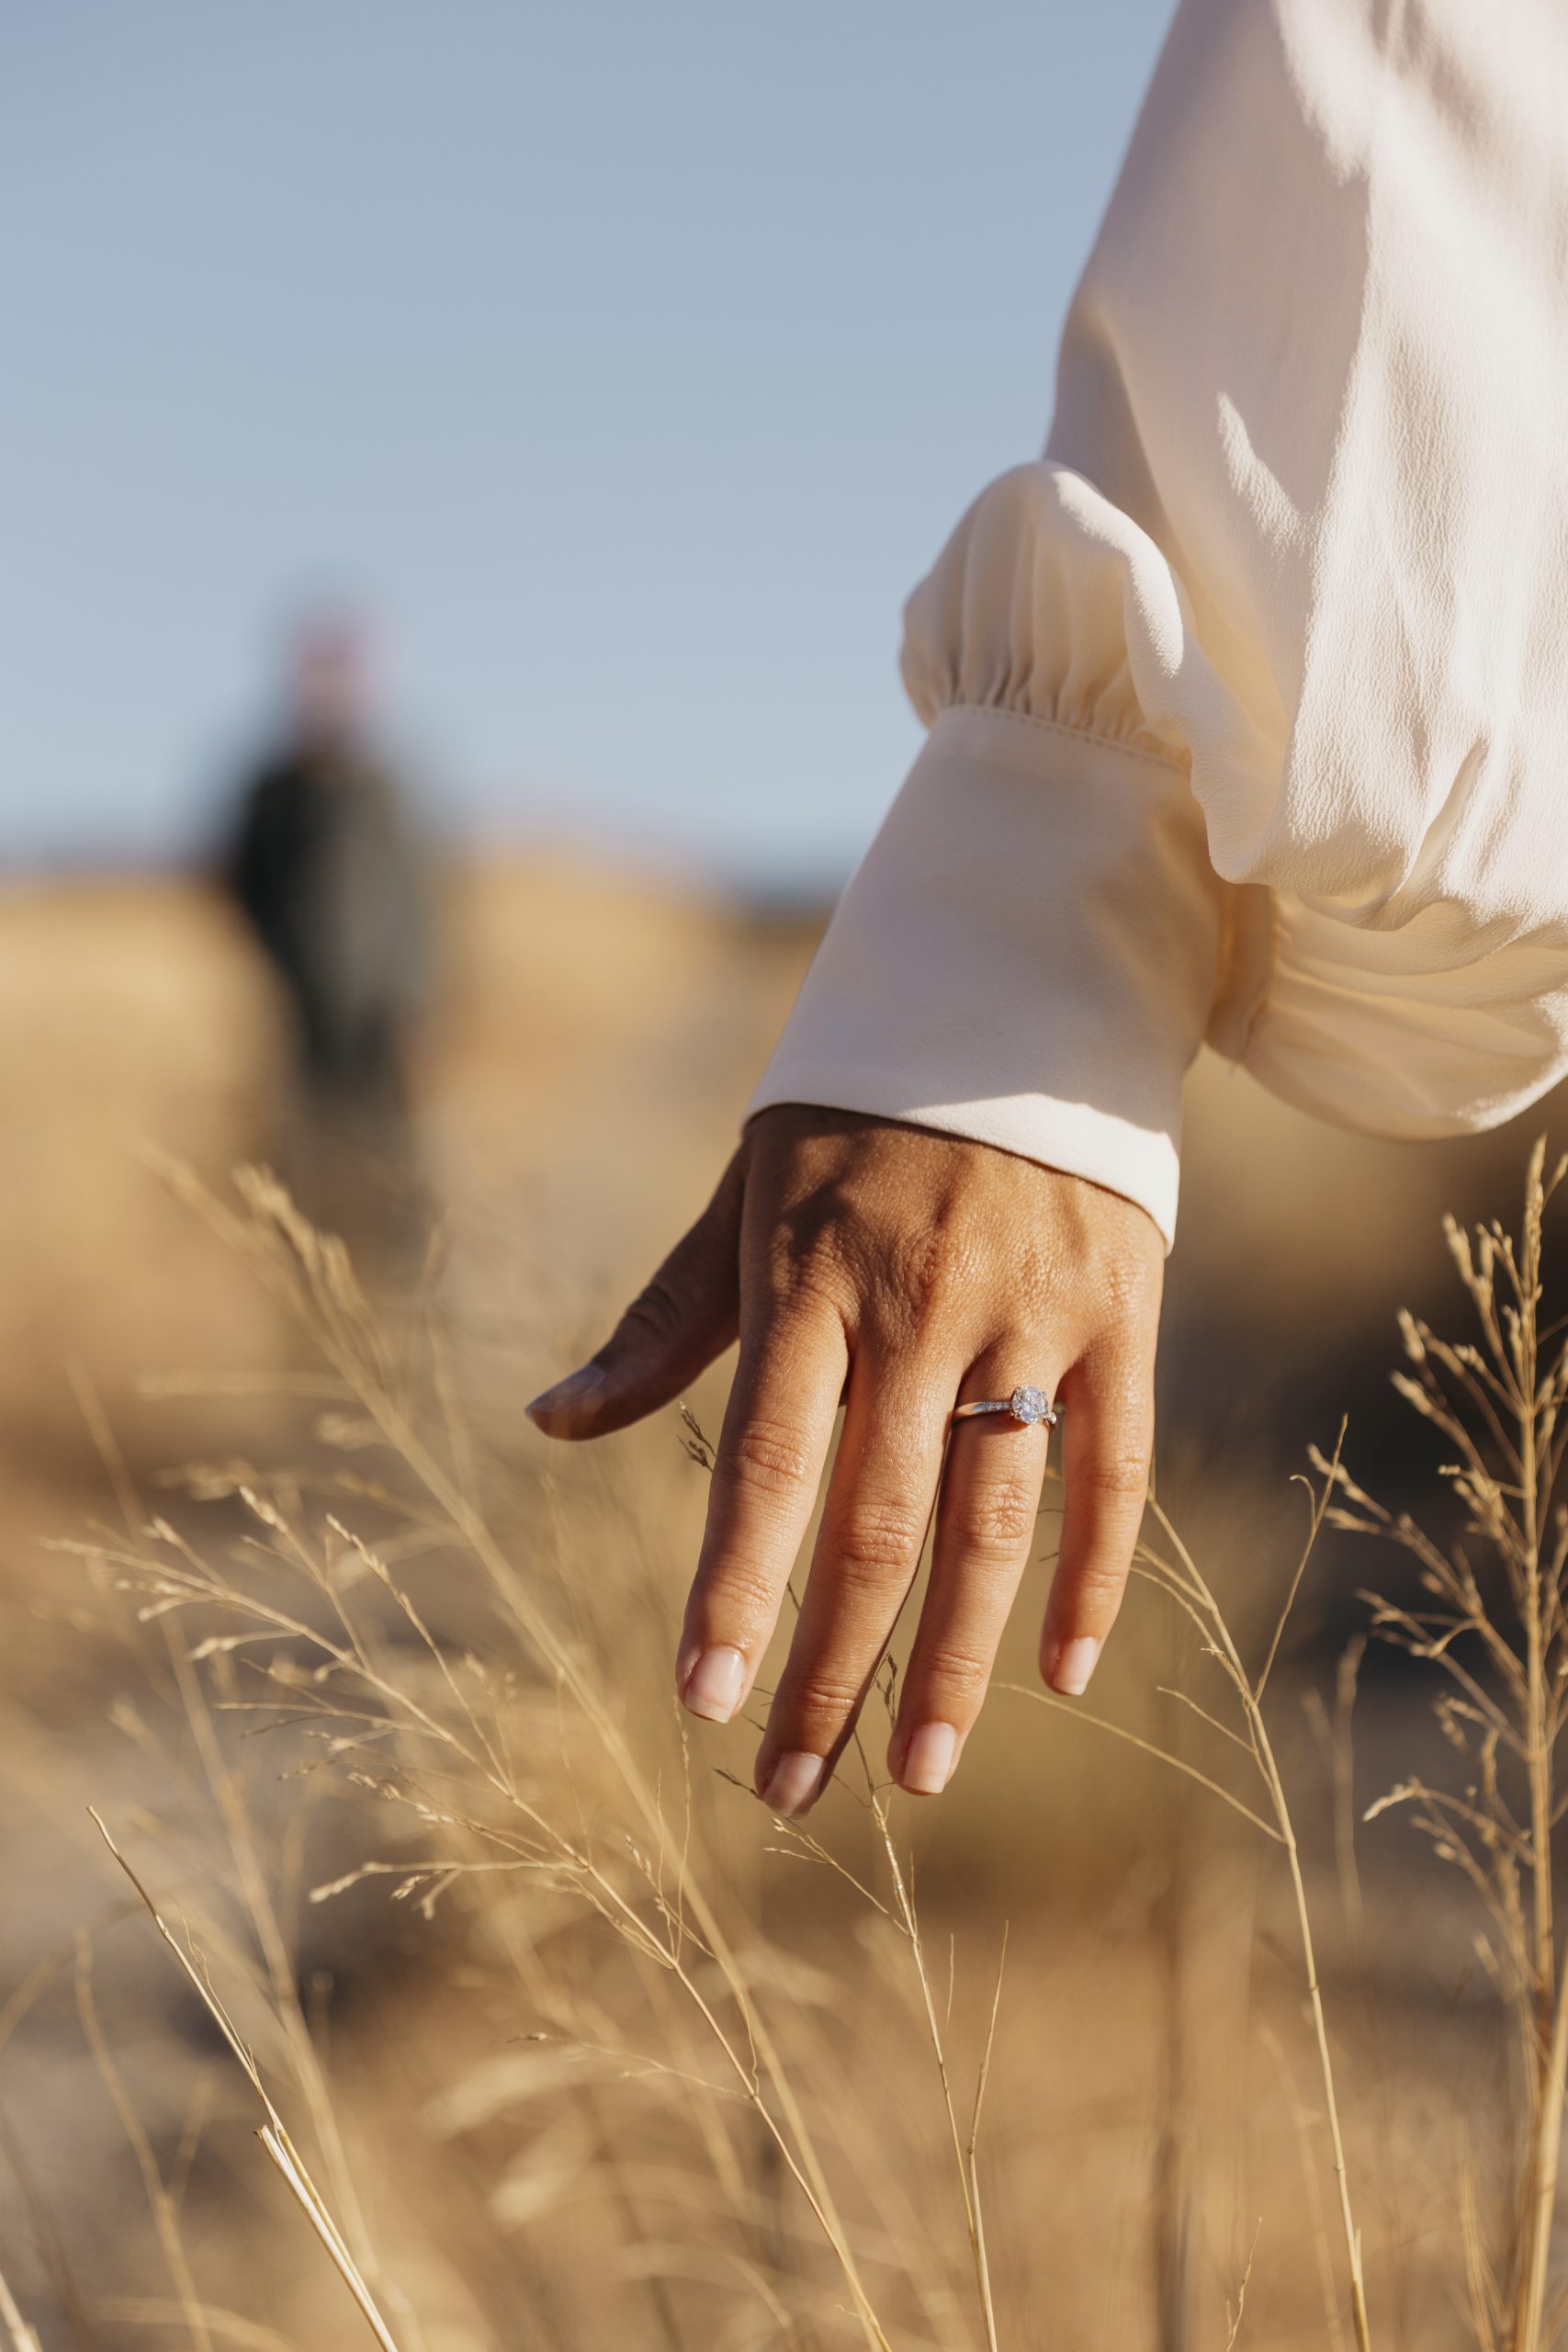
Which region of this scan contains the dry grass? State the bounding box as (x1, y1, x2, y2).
(9, 1139, 1551, 2351)
(1320, 1142, 1568, 2352)
(6, 863, 1568, 2348)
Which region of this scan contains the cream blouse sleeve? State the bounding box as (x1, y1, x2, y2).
(748, 469, 1232, 1249)
(749, 0, 1568, 1248)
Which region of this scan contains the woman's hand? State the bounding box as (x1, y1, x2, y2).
(526, 1105, 1162, 1815)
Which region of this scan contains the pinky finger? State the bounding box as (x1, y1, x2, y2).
(1039, 1354, 1152, 1698)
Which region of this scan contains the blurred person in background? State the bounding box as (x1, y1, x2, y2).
(228, 615, 429, 1117)
(530, 2, 1568, 1820)
(225, 615, 432, 1247)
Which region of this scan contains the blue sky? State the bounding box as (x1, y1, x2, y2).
(3, 1, 1170, 888)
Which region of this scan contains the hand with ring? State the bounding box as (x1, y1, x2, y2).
(527, 1105, 1162, 1815)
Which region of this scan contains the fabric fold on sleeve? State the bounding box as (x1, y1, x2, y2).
(746, 703, 1226, 1250)
(751, 0, 1568, 1217)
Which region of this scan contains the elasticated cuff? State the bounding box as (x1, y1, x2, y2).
(745, 705, 1224, 1250)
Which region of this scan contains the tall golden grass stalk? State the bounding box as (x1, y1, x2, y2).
(1319, 1138, 1568, 2352)
(1005, 1421, 1372, 2352)
(87, 1810, 405, 2352)
(96, 2301, 307, 2350)
(59, 1146, 1568, 2345)
(82, 1164, 902, 2348)
(80, 1154, 1368, 2347)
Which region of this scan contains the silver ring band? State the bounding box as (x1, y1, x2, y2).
(952, 1384, 1059, 1430)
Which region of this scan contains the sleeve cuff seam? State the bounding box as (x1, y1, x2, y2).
(931, 700, 1190, 778)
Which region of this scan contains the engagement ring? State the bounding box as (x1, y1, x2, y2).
(952, 1385, 1059, 1429)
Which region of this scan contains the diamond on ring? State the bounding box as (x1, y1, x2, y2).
(951, 1386, 1060, 1429)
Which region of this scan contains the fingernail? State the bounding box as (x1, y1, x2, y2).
(682, 1645, 746, 1724)
(761, 1751, 825, 1817)
(1049, 1635, 1101, 1698)
(525, 1364, 604, 1427)
(898, 1722, 958, 1796)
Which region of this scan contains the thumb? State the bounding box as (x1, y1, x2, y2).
(525, 1153, 744, 1441)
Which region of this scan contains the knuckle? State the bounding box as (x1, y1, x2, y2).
(784, 1666, 866, 1724)
(885, 1226, 974, 1329)
(698, 1556, 778, 1626)
(1080, 1332, 1156, 1406)
(953, 1476, 1039, 1563)
(831, 1496, 928, 1583)
(917, 1637, 993, 1697)
(1096, 1247, 1160, 1331)
(1062, 1560, 1129, 1616)
(762, 1227, 847, 1318)
(759, 1306, 840, 1390)
(617, 1275, 685, 1348)
(720, 1415, 816, 1500)
(1080, 1452, 1151, 1505)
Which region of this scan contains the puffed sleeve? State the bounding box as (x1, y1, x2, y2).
(747, 464, 1235, 1248)
(750, 0, 1568, 1242)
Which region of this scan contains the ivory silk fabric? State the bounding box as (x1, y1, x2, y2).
(749, 0, 1568, 1247)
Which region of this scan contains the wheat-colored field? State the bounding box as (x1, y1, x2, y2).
(2, 859, 1565, 2352)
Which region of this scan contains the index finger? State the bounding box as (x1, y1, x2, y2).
(676, 1284, 847, 1728)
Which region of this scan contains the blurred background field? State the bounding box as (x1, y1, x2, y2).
(9, 4, 1568, 2342)
(0, 852, 1562, 2349)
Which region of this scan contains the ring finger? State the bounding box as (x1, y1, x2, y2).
(887, 1345, 1063, 1796)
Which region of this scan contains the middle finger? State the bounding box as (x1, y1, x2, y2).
(753, 1337, 957, 1815)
